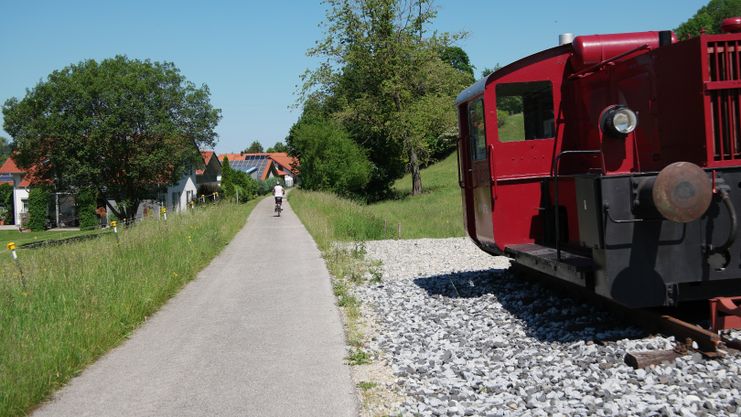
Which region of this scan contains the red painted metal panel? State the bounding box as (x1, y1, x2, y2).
(572, 32, 675, 71)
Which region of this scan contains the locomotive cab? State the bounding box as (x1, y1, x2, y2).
(457, 22, 741, 308)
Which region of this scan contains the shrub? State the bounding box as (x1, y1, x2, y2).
(27, 188, 50, 231)
(289, 120, 371, 196)
(77, 189, 98, 230)
(233, 170, 259, 202)
(0, 183, 13, 224)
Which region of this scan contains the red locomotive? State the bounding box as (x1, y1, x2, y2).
(456, 18, 741, 315)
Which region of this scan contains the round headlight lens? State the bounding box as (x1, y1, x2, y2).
(612, 108, 637, 134)
(601, 105, 638, 136)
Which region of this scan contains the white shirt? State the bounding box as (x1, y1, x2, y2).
(273, 185, 285, 197)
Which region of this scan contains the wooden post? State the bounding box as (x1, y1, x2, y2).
(624, 350, 686, 369)
(397, 223, 401, 240)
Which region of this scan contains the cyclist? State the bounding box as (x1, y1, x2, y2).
(273, 180, 285, 212)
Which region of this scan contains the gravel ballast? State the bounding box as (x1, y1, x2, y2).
(354, 238, 741, 417)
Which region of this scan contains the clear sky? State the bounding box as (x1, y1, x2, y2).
(0, 0, 708, 154)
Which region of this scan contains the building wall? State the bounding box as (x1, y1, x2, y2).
(12, 174, 28, 226)
(166, 171, 197, 213)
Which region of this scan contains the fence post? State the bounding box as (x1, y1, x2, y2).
(7, 242, 26, 290)
(397, 223, 401, 240)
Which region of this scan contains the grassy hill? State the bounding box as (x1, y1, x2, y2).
(371, 152, 463, 239)
(290, 151, 464, 245)
(498, 112, 525, 142)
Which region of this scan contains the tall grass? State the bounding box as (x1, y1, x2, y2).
(0, 202, 255, 417)
(289, 191, 385, 249)
(291, 152, 465, 241)
(373, 152, 464, 239)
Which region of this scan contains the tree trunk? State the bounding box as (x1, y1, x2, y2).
(409, 146, 422, 195)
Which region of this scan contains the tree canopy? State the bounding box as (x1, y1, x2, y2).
(243, 140, 264, 154)
(266, 141, 288, 153)
(0, 136, 11, 165)
(676, 0, 741, 39)
(2, 56, 221, 219)
(294, 0, 471, 199)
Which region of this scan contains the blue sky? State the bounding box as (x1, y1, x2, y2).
(0, 0, 707, 153)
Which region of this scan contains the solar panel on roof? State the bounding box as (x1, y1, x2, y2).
(230, 156, 268, 179)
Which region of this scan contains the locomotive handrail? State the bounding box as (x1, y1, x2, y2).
(488, 144, 497, 200)
(553, 149, 603, 261)
(568, 44, 651, 80)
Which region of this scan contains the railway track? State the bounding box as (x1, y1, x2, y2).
(512, 264, 741, 368)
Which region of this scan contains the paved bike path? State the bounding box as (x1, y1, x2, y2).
(33, 196, 358, 417)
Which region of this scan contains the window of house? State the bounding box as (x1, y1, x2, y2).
(21, 199, 29, 213)
(496, 81, 555, 142)
(468, 99, 487, 161)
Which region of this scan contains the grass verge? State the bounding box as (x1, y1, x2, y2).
(0, 201, 255, 417)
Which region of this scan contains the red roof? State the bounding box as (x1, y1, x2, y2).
(196, 150, 218, 175)
(0, 157, 24, 174)
(218, 153, 246, 162)
(0, 156, 40, 187)
(268, 152, 298, 174)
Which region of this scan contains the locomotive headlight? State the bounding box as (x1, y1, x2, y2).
(601, 105, 638, 136)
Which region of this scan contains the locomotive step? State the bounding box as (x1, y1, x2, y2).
(505, 243, 595, 286)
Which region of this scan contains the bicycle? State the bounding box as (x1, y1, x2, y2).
(274, 197, 283, 217)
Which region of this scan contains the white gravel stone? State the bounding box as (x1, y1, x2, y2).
(354, 237, 741, 416)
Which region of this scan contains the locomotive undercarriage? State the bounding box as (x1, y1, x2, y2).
(508, 169, 741, 309)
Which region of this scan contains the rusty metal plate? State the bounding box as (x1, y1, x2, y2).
(652, 162, 712, 223)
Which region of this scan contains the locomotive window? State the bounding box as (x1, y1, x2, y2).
(495, 81, 555, 142)
(468, 99, 486, 161)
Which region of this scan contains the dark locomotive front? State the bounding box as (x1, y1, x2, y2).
(456, 19, 741, 308)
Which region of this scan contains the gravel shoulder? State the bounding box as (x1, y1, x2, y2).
(352, 237, 741, 417)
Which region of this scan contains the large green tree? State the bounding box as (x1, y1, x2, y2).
(301, 0, 470, 197)
(2, 56, 220, 220)
(676, 0, 741, 39)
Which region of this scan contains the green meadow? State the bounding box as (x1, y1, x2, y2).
(290, 152, 465, 246)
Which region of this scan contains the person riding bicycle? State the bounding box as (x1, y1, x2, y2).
(273, 181, 285, 209)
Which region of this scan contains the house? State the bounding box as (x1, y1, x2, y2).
(0, 157, 31, 226)
(0, 152, 204, 227)
(196, 150, 222, 192)
(218, 152, 298, 186)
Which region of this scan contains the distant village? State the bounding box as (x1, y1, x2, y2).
(0, 150, 297, 229)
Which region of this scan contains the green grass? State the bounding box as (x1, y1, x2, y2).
(0, 229, 106, 249)
(498, 112, 525, 142)
(372, 152, 464, 239)
(290, 151, 464, 242)
(0, 201, 255, 417)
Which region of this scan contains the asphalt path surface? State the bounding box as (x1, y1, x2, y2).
(33, 196, 358, 417)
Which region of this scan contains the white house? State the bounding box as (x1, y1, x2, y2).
(0, 157, 31, 226)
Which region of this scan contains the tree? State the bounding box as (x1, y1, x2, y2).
(676, 0, 741, 39)
(288, 119, 372, 195)
(266, 141, 288, 153)
(0, 136, 12, 165)
(301, 0, 470, 197)
(243, 141, 264, 154)
(0, 183, 13, 224)
(438, 45, 475, 82)
(220, 157, 236, 200)
(2, 56, 221, 220)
